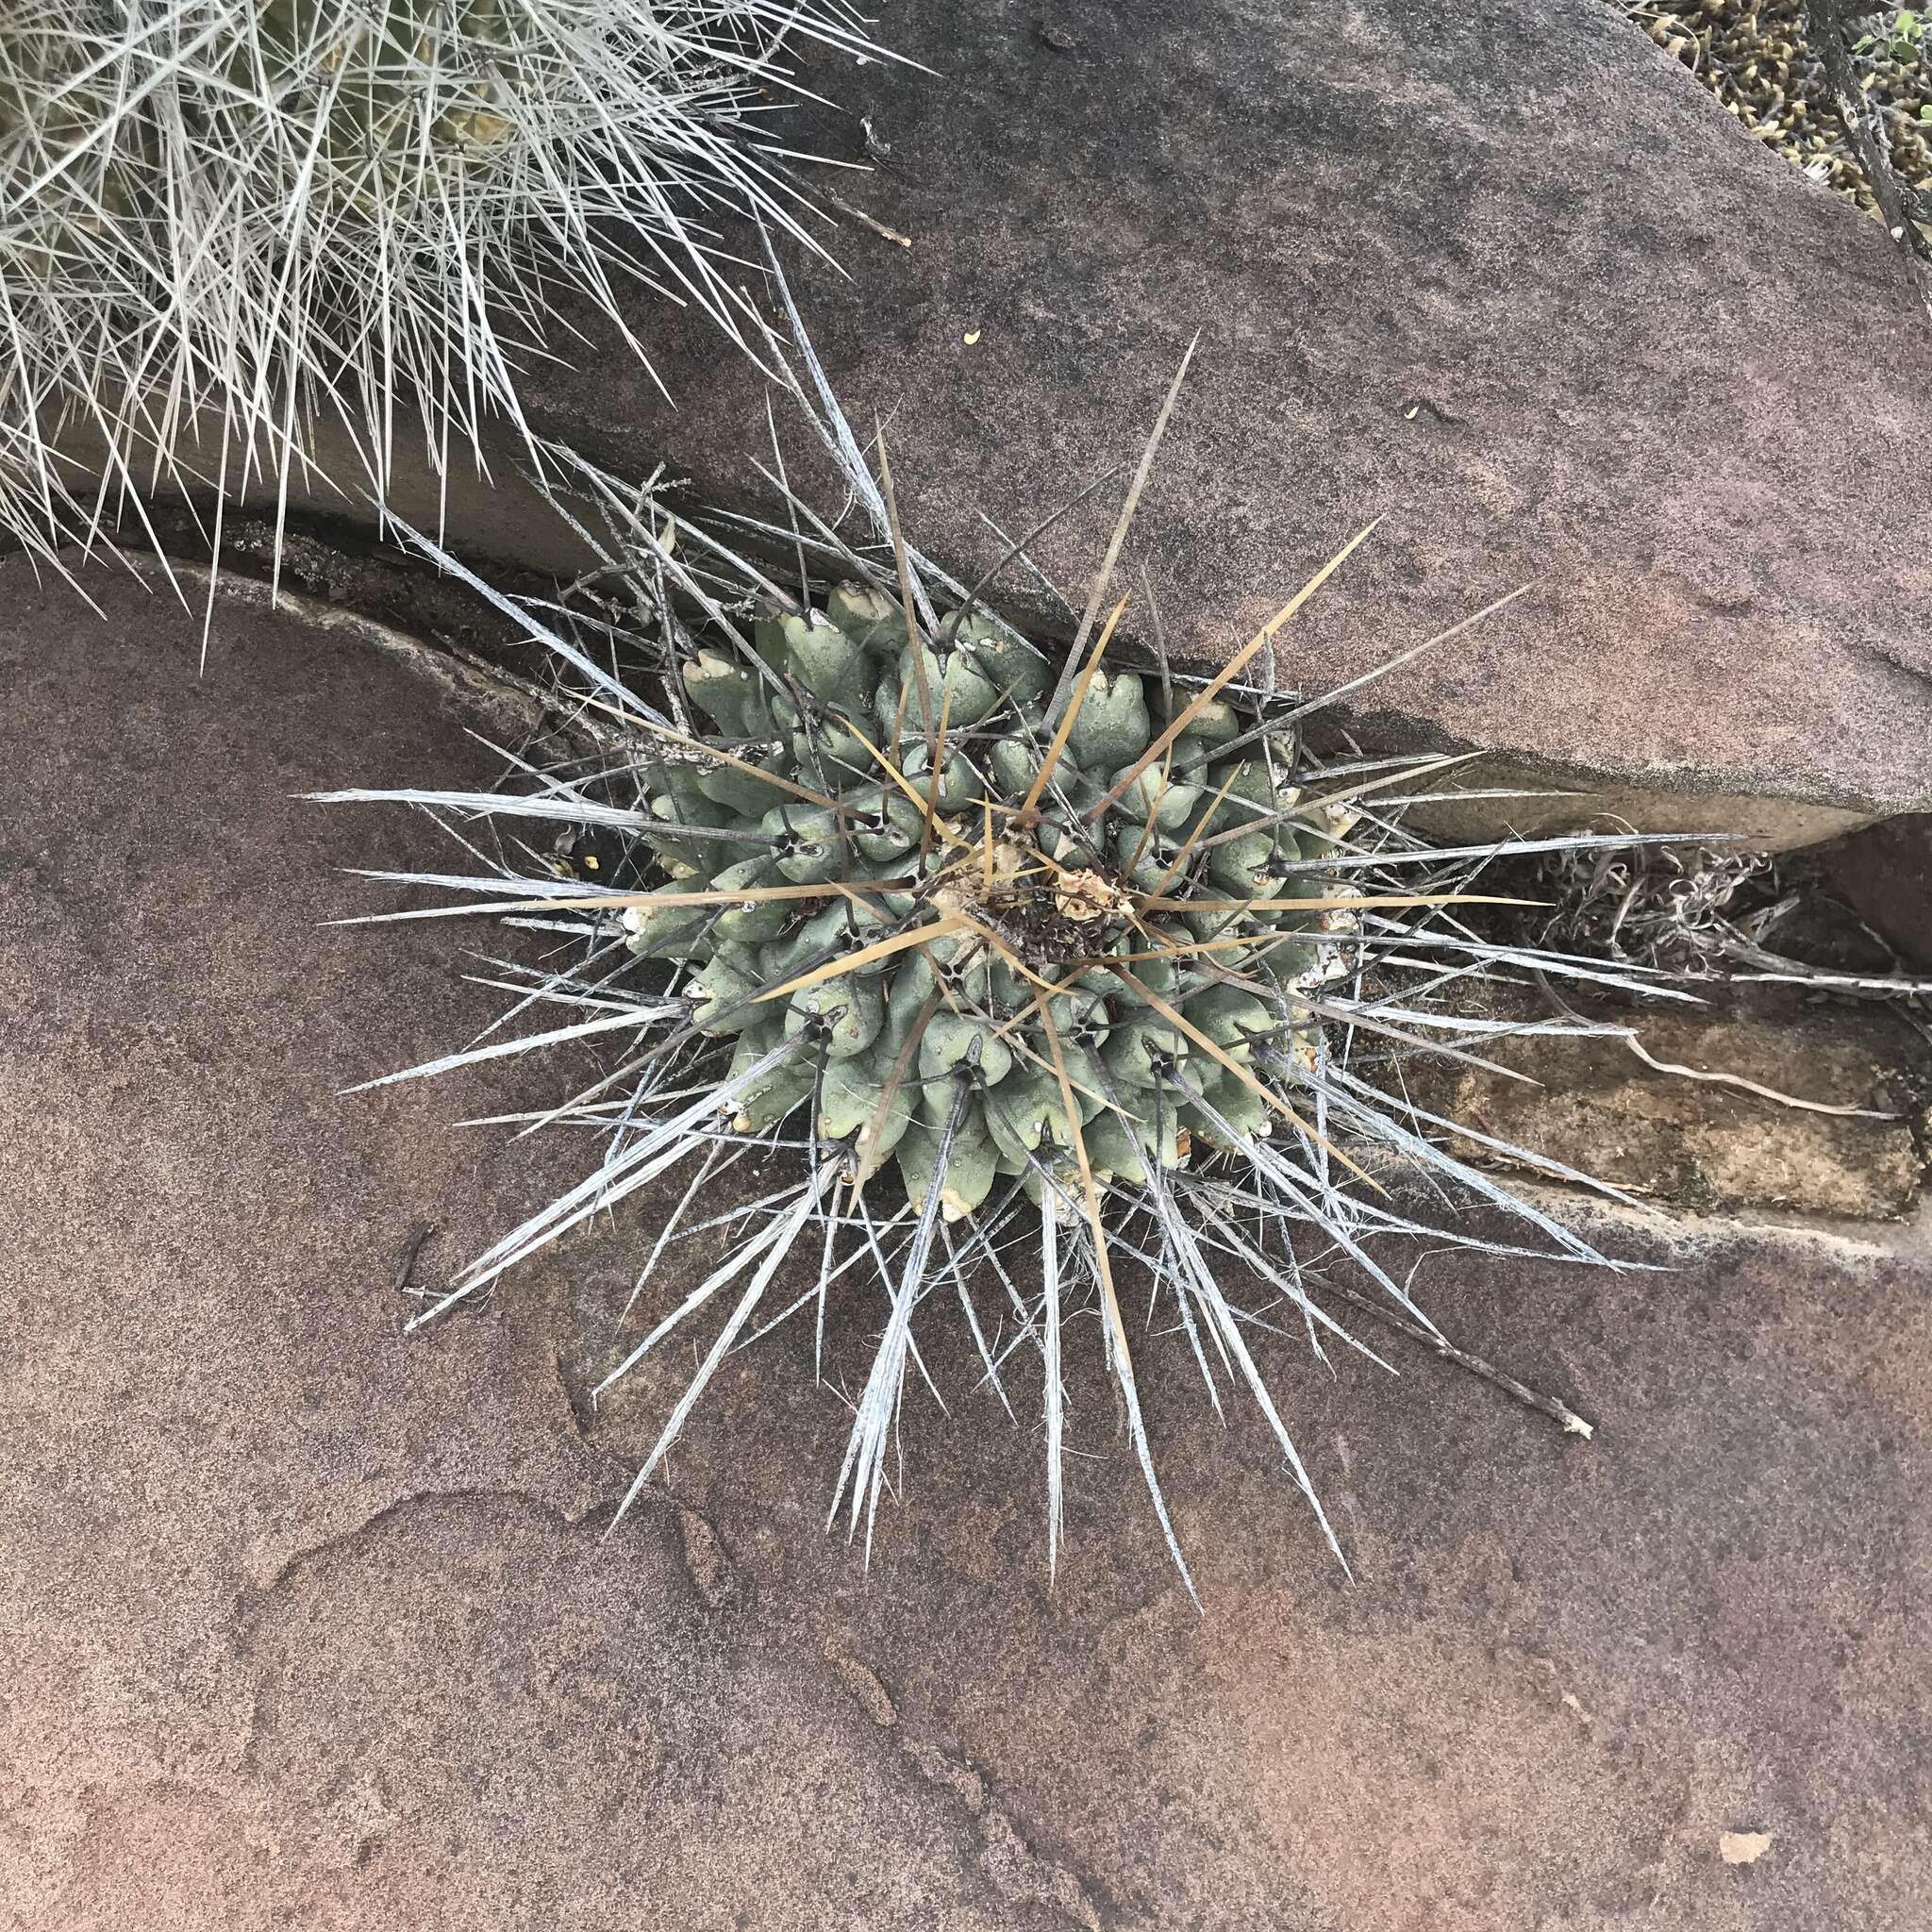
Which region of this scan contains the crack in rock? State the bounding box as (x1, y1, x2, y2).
(896, 1734, 1107, 1931)
(675, 1505, 741, 1611)
(824, 1644, 898, 1727)
(825, 1657, 1110, 1930)
(235, 1487, 608, 1643)
(971, 1807, 1106, 1932)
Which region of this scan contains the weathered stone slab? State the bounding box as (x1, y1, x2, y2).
(511, 0, 1932, 825)
(0, 562, 1018, 1930)
(1432, 998, 1924, 1220)
(6, 560, 1932, 1929)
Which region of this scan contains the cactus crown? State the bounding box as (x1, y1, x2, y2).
(638, 580, 1363, 1227)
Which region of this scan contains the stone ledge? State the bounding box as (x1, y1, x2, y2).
(508, 0, 1932, 822)
(7, 556, 1932, 1930)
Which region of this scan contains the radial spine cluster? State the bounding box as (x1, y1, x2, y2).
(319, 377, 1685, 1585)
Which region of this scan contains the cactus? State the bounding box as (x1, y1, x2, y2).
(322, 376, 1685, 1592)
(621, 586, 1371, 1228)
(0, 0, 885, 562)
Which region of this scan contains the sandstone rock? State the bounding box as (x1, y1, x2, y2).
(35, 4, 1932, 841)
(5, 562, 1931, 1929)
(507, 0, 1932, 829)
(1430, 995, 1926, 1221)
(0, 562, 1018, 1931)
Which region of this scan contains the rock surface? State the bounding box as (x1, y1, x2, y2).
(5, 565, 1932, 1929)
(508, 0, 1932, 827)
(1427, 992, 1926, 1221)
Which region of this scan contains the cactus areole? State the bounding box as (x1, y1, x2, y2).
(625, 583, 1360, 1224)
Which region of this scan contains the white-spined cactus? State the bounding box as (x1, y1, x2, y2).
(0, 0, 884, 561)
(323, 384, 1683, 1592)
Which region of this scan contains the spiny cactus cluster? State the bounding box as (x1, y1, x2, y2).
(0, 0, 882, 564)
(324, 375, 1687, 1591)
(633, 579, 1371, 1224)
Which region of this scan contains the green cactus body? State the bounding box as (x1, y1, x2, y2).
(623, 587, 1359, 1220)
(323, 424, 1672, 1582)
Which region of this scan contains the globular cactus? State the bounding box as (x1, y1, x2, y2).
(0, 0, 884, 560)
(625, 582, 1363, 1226)
(325, 391, 1674, 1591)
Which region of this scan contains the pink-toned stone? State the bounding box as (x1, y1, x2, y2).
(514, 0, 1932, 823)
(5, 562, 1929, 1929)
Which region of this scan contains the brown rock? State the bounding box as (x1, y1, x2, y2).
(6, 562, 1932, 1929)
(39, 5, 1932, 841)
(0, 561, 1013, 1931)
(506, 0, 1932, 827)
(1431, 993, 1926, 1221)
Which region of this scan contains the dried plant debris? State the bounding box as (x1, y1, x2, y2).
(1618, 1, 1931, 225)
(0, 2, 891, 571)
(319, 368, 1700, 1592)
(1541, 841, 1932, 998)
(1541, 844, 1787, 975)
